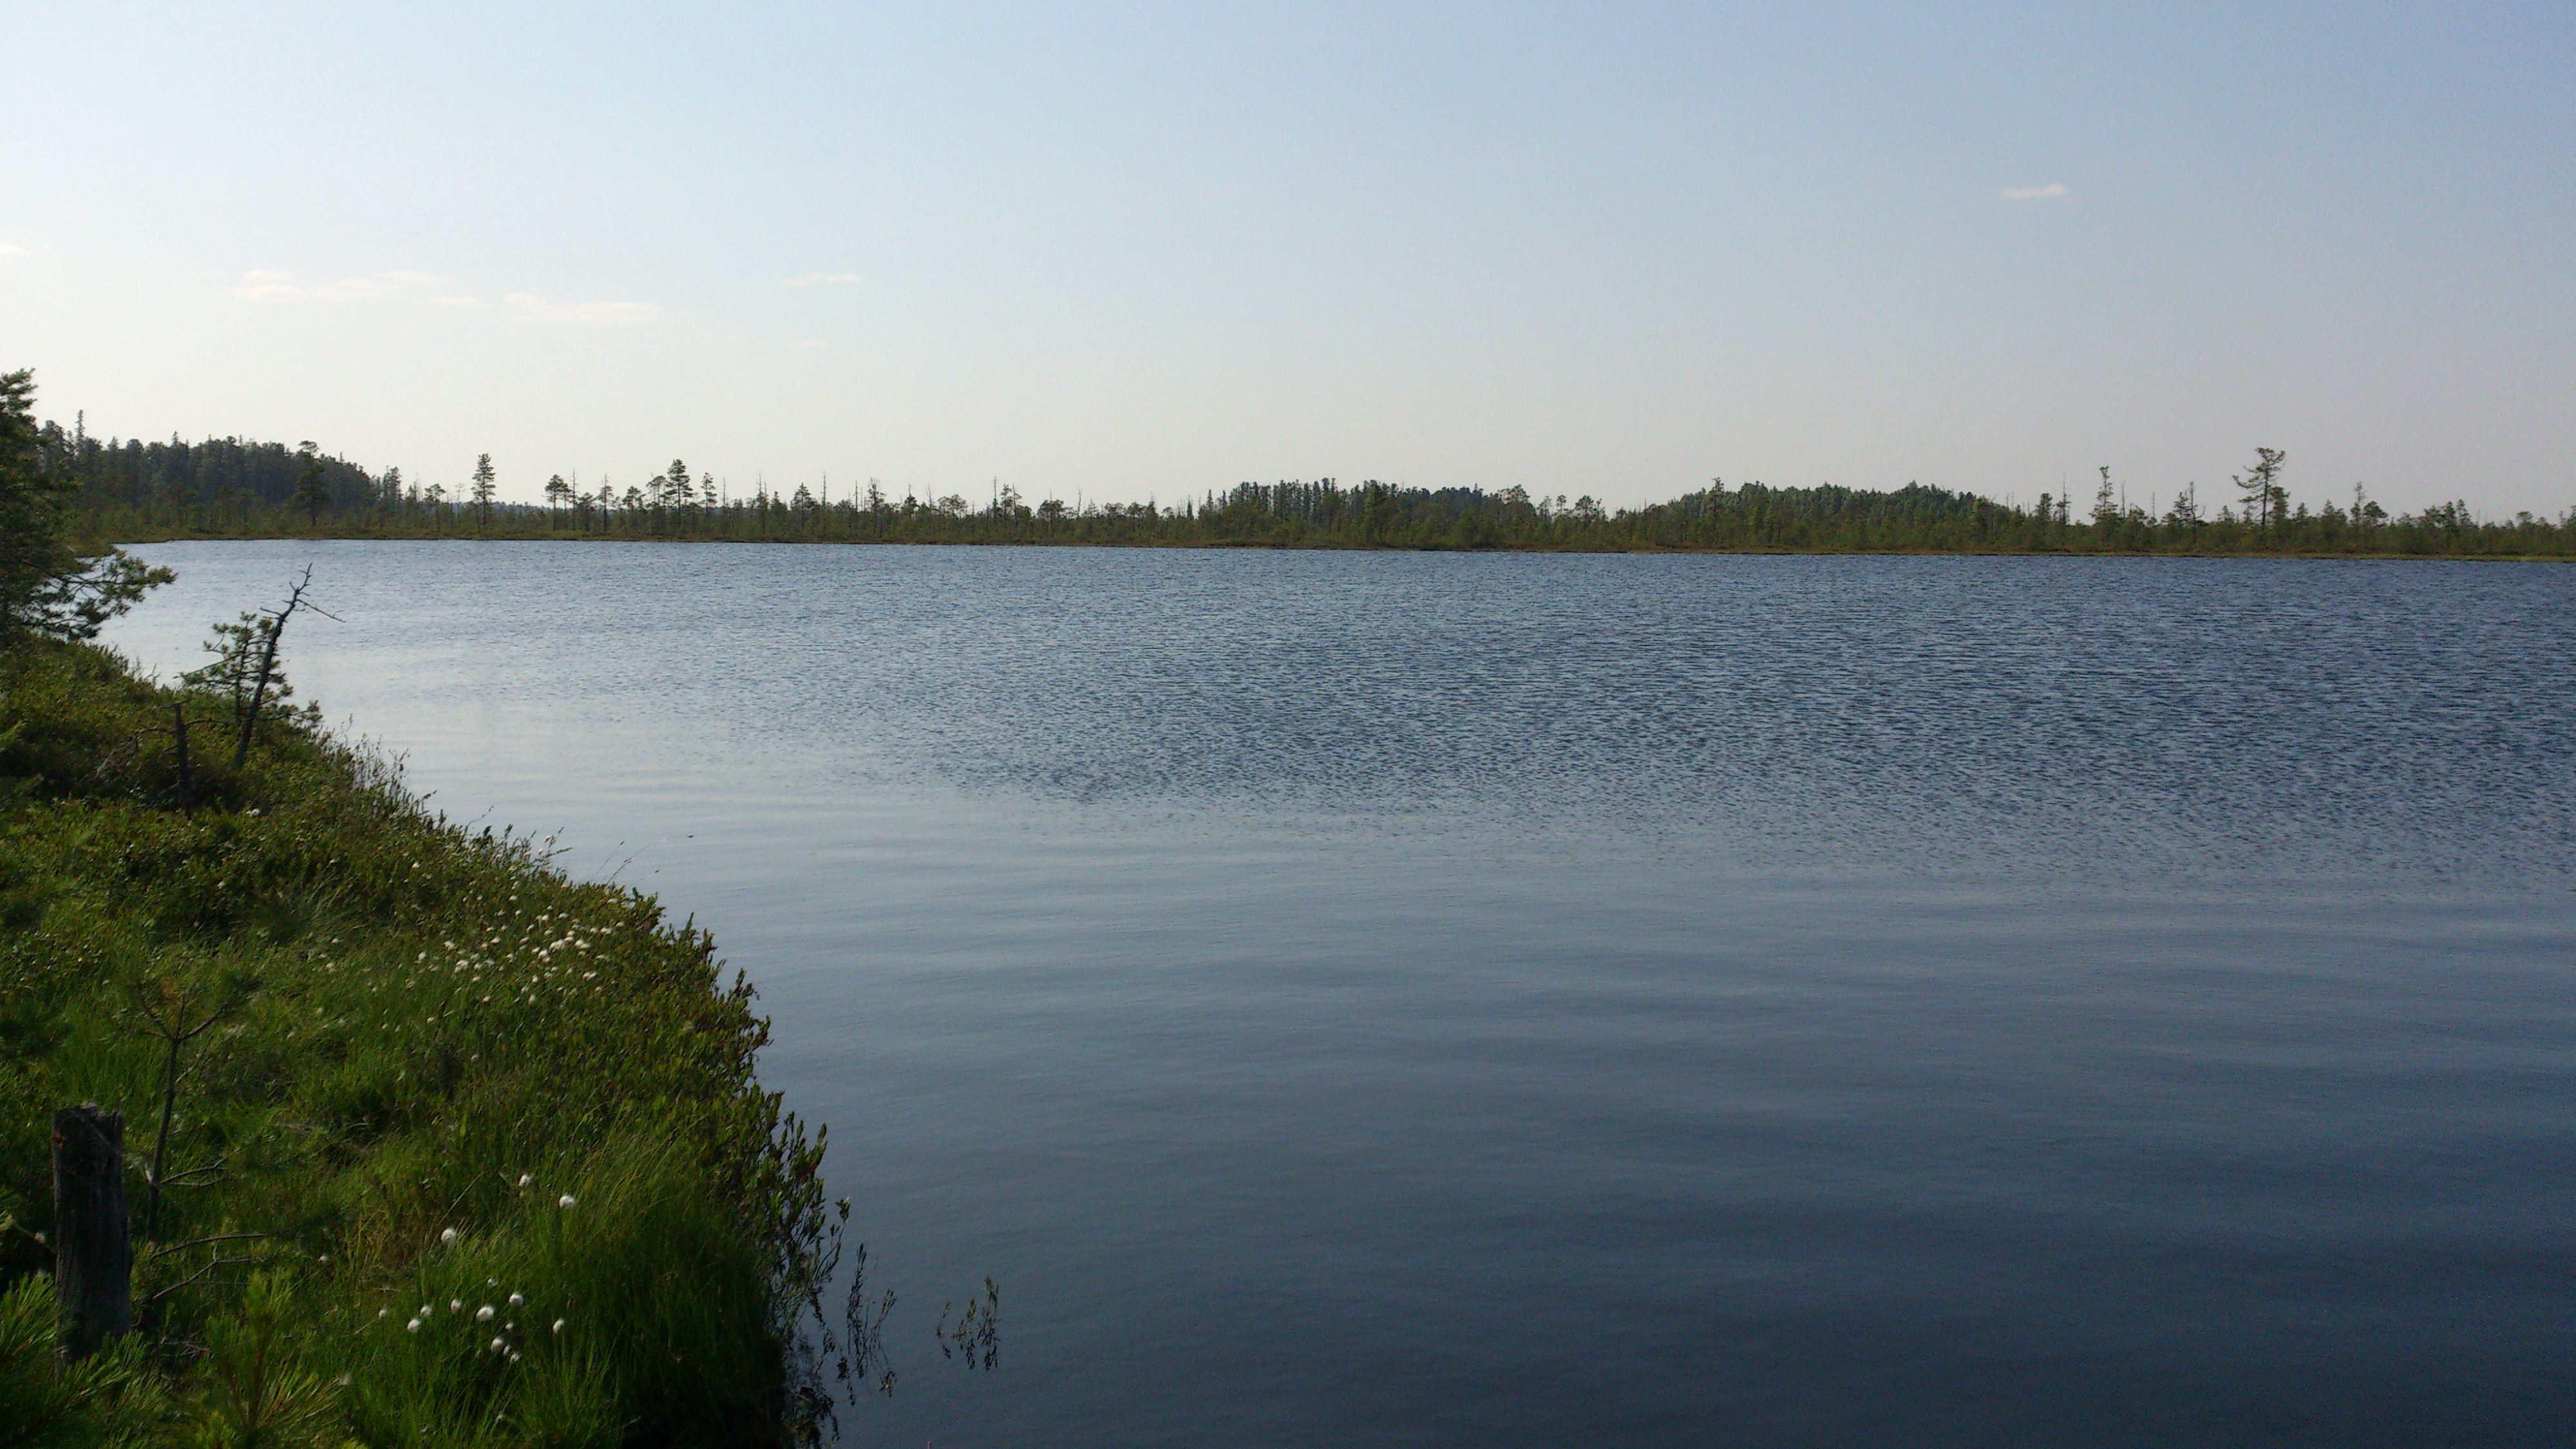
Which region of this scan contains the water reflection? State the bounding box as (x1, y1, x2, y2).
(104, 544, 2576, 1446)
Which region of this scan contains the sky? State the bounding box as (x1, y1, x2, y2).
(5, 2, 2570, 515)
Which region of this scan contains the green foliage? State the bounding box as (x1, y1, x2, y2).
(182, 616, 296, 724)
(52, 425, 2576, 557)
(192, 1271, 339, 1449)
(0, 370, 171, 641)
(0, 1274, 175, 1449)
(0, 639, 845, 1444)
(286, 448, 329, 529)
(469, 455, 498, 530)
(337, 1138, 776, 1448)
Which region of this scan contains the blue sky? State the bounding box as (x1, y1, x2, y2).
(5, 2, 2569, 514)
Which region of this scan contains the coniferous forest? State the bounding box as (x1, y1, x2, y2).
(32, 403, 2576, 559)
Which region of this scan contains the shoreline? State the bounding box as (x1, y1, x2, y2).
(104, 528, 2576, 563)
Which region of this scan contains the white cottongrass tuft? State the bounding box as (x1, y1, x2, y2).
(553, 1319, 566, 1334)
(477, 1305, 495, 1321)
(517, 1173, 533, 1188)
(558, 1194, 577, 1209)
(450, 1299, 464, 1312)
(440, 1227, 459, 1246)
(508, 1293, 525, 1308)
(405, 1319, 422, 1333)
(490, 1336, 506, 1354)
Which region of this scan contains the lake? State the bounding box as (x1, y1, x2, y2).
(106, 543, 2576, 1446)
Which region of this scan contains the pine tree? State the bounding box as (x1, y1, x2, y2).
(0, 369, 170, 638)
(471, 453, 498, 529)
(289, 442, 331, 525)
(2233, 448, 2286, 541)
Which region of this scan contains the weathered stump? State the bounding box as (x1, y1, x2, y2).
(171, 702, 194, 808)
(51, 1103, 131, 1361)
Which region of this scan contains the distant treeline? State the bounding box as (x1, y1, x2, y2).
(39, 417, 2576, 558)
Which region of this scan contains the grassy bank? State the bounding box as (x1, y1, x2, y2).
(0, 637, 843, 1446)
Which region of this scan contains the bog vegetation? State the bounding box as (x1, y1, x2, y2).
(0, 371, 909, 1444)
(33, 398, 2576, 558)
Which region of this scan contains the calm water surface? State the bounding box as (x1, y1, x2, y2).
(108, 544, 2576, 1446)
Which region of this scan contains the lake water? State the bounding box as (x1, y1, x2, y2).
(107, 543, 2576, 1446)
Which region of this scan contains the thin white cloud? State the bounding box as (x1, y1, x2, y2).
(429, 295, 484, 308)
(233, 270, 308, 300)
(2002, 184, 2069, 200)
(786, 272, 860, 286)
(791, 338, 831, 350)
(312, 276, 403, 301)
(0, 242, 28, 260)
(506, 292, 663, 325)
(236, 268, 450, 302)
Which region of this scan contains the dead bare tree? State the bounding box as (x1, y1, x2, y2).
(182, 565, 338, 771)
(236, 567, 320, 769)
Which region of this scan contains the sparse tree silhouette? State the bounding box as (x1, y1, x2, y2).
(15, 386, 2573, 557)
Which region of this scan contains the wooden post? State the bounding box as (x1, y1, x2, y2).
(171, 701, 193, 808)
(51, 1103, 131, 1361)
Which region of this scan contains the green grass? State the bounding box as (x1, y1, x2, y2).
(0, 638, 842, 1446)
